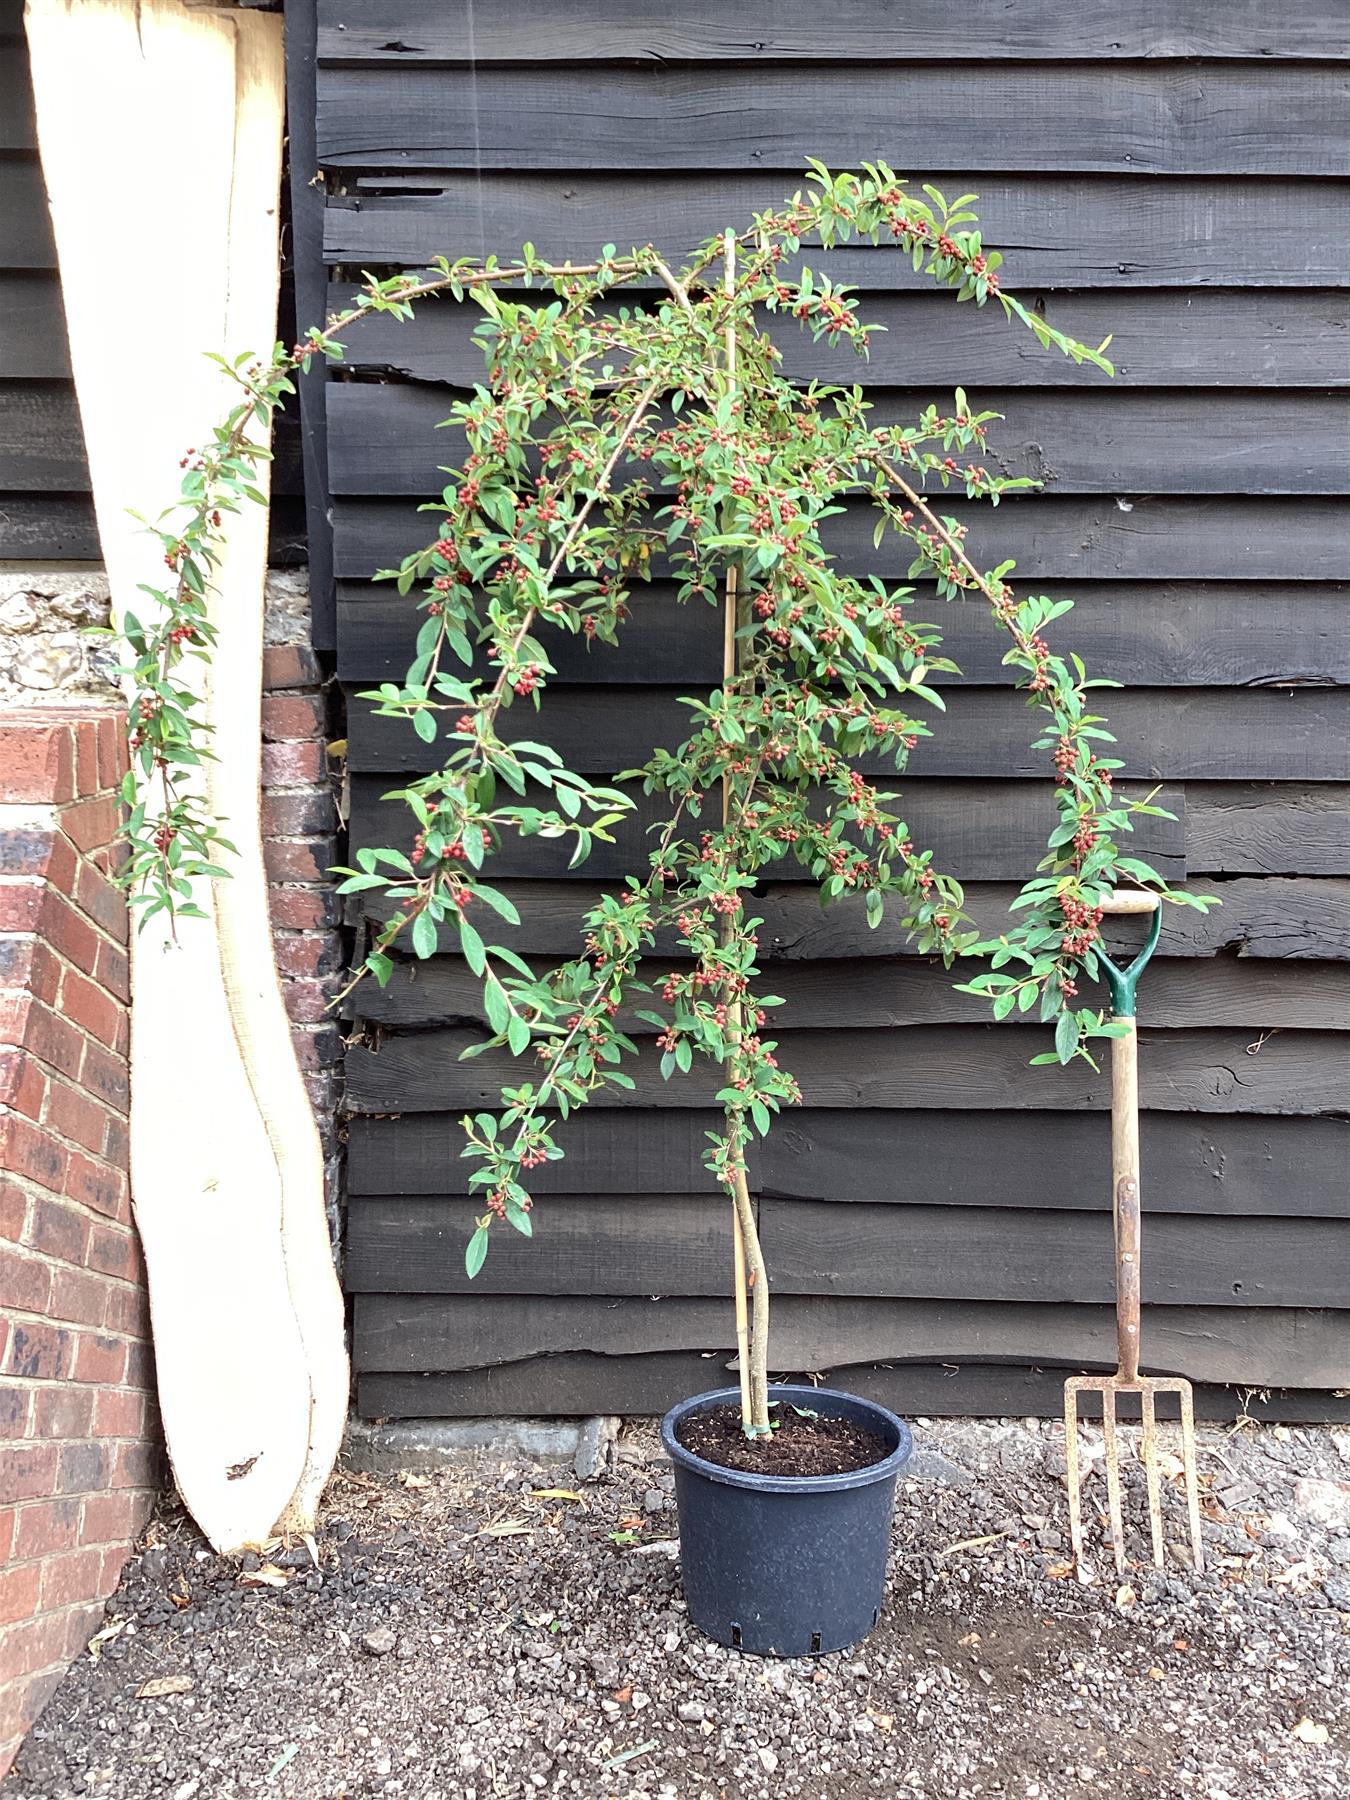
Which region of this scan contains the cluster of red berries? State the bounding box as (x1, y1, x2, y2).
(1060, 896, 1104, 958)
(512, 664, 540, 697)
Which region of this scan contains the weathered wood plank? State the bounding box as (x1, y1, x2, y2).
(338, 580, 1350, 689)
(0, 494, 100, 560)
(325, 383, 1350, 497)
(329, 284, 1350, 391)
(347, 1195, 739, 1297)
(316, 2, 1350, 63)
(757, 1201, 1347, 1308)
(745, 877, 1350, 964)
(361, 877, 1350, 964)
(0, 275, 71, 377)
(323, 175, 1350, 290)
(347, 686, 1350, 783)
(348, 775, 1188, 883)
(352, 1292, 1350, 1390)
(345, 1024, 1348, 1116)
(1187, 786, 1350, 877)
(357, 1357, 1350, 1423)
(354, 952, 1350, 1035)
(756, 1111, 1350, 1218)
(0, 385, 305, 498)
(316, 66, 1350, 176)
(348, 1195, 1346, 1308)
(0, 53, 35, 151)
(346, 1108, 1350, 1218)
(0, 159, 56, 270)
(0, 383, 86, 489)
(348, 1110, 725, 1199)
(332, 496, 1350, 583)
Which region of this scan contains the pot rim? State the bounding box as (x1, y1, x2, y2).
(660, 1383, 913, 1495)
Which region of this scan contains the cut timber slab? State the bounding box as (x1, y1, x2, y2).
(23, 0, 342, 1551)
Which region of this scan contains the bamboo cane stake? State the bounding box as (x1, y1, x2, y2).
(719, 234, 754, 1430)
(716, 231, 773, 1434)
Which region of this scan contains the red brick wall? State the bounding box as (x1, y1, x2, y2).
(0, 657, 343, 1774)
(261, 642, 344, 1182)
(0, 710, 155, 1777)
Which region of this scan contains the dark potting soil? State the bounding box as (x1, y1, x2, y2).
(677, 1403, 890, 1477)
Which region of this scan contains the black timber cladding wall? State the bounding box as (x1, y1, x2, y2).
(319, 2, 1350, 1419)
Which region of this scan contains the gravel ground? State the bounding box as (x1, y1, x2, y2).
(7, 1415, 1350, 1800)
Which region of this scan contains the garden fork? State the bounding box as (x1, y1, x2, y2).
(1063, 891, 1205, 1577)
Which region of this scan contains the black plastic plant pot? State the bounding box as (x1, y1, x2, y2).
(660, 1384, 912, 1657)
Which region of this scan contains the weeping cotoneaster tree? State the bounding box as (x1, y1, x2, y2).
(123, 164, 1209, 1441)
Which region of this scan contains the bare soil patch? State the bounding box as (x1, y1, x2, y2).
(6, 1416, 1349, 1799)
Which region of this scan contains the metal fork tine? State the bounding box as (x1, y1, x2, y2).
(1178, 1383, 1205, 1575)
(1064, 1383, 1085, 1567)
(1101, 1388, 1127, 1576)
(1139, 1387, 1165, 1569)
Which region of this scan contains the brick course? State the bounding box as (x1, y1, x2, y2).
(261, 644, 344, 1170)
(0, 711, 157, 1776)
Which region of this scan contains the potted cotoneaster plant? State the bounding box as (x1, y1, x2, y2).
(121, 163, 1209, 1656)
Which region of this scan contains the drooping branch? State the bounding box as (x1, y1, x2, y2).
(117, 163, 1217, 1353)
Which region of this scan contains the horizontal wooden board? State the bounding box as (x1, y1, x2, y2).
(0, 494, 99, 560)
(1186, 786, 1350, 877)
(348, 1195, 1347, 1308)
(756, 1111, 1350, 1218)
(742, 876, 1350, 964)
(0, 160, 55, 270)
(316, 66, 1350, 176)
(366, 1357, 1350, 1428)
(328, 283, 1350, 391)
(357, 1356, 1350, 1423)
(325, 383, 1350, 497)
(338, 580, 1350, 689)
(348, 1110, 727, 1199)
(0, 383, 87, 490)
(345, 1107, 1350, 1218)
(354, 952, 1350, 1035)
(758, 1201, 1348, 1308)
(345, 1023, 1349, 1116)
(352, 1291, 1350, 1389)
(324, 175, 1350, 291)
(348, 774, 1188, 883)
(0, 274, 70, 378)
(360, 876, 1350, 964)
(348, 686, 1350, 783)
(317, 2, 1350, 63)
(0, 53, 35, 152)
(0, 386, 306, 498)
(332, 495, 1350, 583)
(347, 1195, 740, 1297)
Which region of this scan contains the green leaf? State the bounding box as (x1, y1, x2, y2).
(507, 1014, 531, 1056)
(458, 918, 487, 976)
(465, 1226, 489, 1279)
(1054, 1010, 1079, 1065)
(411, 910, 438, 959)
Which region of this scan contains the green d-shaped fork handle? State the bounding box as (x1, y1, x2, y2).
(1095, 897, 1163, 1019)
